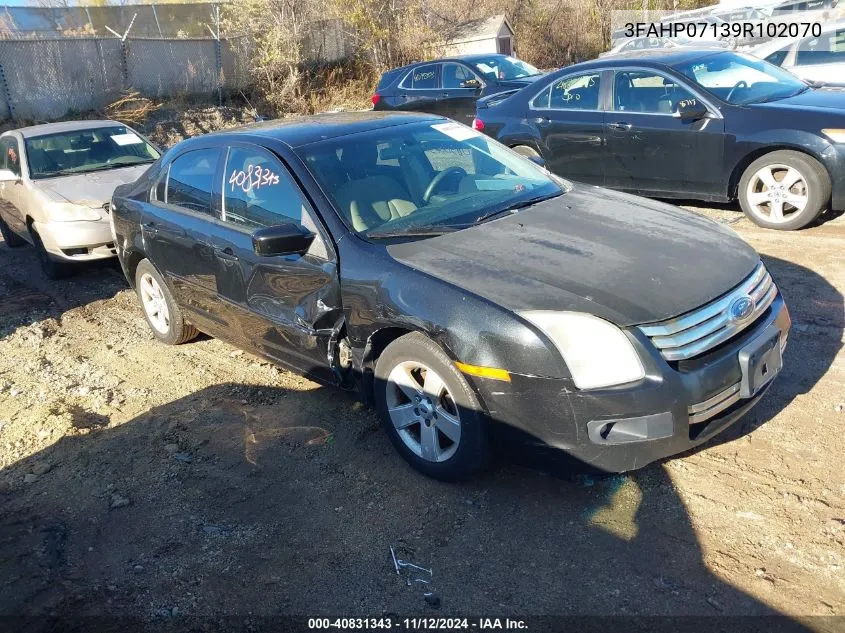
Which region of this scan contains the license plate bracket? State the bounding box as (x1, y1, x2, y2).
(738, 326, 783, 399)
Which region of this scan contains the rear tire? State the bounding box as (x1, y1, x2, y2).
(0, 216, 26, 248)
(134, 259, 198, 345)
(31, 228, 73, 280)
(738, 150, 830, 230)
(374, 332, 491, 481)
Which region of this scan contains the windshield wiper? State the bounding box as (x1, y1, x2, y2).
(474, 192, 561, 225)
(366, 225, 460, 239)
(744, 85, 810, 105)
(35, 169, 76, 178)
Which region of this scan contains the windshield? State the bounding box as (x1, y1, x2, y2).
(25, 125, 160, 179)
(299, 121, 564, 240)
(673, 51, 807, 105)
(471, 56, 541, 81)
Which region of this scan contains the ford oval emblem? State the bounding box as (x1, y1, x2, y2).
(729, 296, 755, 322)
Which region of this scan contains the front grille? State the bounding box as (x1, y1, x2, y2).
(639, 262, 777, 362)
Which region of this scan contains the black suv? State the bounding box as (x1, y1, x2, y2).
(372, 54, 545, 124)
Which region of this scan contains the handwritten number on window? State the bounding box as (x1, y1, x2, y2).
(229, 164, 280, 193)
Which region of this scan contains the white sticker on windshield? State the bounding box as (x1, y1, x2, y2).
(431, 122, 480, 142)
(111, 132, 143, 146)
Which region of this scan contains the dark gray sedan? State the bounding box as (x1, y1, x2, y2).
(110, 112, 790, 480)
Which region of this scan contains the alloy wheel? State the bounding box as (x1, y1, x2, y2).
(385, 360, 461, 463)
(139, 272, 171, 334)
(745, 163, 809, 225)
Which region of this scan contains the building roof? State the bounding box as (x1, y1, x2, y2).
(446, 14, 513, 45)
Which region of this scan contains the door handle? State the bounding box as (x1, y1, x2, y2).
(535, 116, 549, 124)
(607, 122, 632, 131)
(440, 92, 450, 98)
(141, 221, 158, 235)
(214, 246, 239, 262)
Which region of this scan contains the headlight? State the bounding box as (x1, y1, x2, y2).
(43, 202, 102, 222)
(822, 129, 845, 143)
(519, 311, 645, 390)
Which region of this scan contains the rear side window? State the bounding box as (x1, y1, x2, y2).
(1, 137, 21, 176)
(166, 148, 220, 216)
(401, 64, 440, 89)
(377, 69, 401, 90)
(533, 73, 602, 110)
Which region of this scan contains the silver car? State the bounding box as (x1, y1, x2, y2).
(751, 20, 845, 86)
(0, 120, 160, 279)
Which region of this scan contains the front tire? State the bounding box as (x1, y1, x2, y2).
(738, 150, 830, 230)
(134, 259, 198, 345)
(374, 332, 491, 481)
(0, 216, 26, 248)
(31, 228, 73, 280)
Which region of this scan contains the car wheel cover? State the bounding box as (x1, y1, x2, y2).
(139, 273, 171, 334)
(746, 163, 809, 224)
(385, 360, 461, 463)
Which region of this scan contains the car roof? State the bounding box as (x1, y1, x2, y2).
(201, 111, 445, 148)
(10, 119, 126, 139)
(385, 53, 516, 74)
(565, 47, 729, 71)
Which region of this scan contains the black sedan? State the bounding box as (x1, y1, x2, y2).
(110, 112, 790, 480)
(473, 49, 845, 230)
(372, 54, 545, 125)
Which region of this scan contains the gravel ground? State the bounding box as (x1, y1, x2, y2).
(0, 161, 843, 628)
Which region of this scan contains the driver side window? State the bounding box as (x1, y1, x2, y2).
(795, 29, 845, 66)
(613, 70, 695, 114)
(222, 146, 328, 259)
(442, 63, 481, 89)
(1, 137, 21, 177)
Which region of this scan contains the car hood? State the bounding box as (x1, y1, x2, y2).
(31, 164, 151, 209)
(387, 185, 759, 326)
(756, 86, 845, 113)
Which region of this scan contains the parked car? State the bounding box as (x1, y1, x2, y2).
(0, 120, 160, 279)
(372, 54, 545, 125)
(769, 0, 837, 18)
(600, 35, 729, 58)
(751, 20, 845, 86)
(709, 6, 771, 47)
(111, 111, 790, 480)
(473, 48, 845, 230)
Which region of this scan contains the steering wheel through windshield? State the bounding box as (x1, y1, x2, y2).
(423, 167, 466, 203)
(726, 80, 748, 101)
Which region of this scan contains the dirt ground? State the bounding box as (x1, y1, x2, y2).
(0, 134, 843, 628)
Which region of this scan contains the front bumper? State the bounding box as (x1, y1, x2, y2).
(477, 294, 791, 473)
(33, 218, 116, 261)
(827, 143, 845, 212)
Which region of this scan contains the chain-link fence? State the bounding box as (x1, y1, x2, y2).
(0, 35, 249, 122)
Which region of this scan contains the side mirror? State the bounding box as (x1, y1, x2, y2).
(252, 222, 315, 257)
(461, 78, 481, 89)
(527, 155, 546, 168)
(0, 169, 19, 183)
(675, 98, 708, 122)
